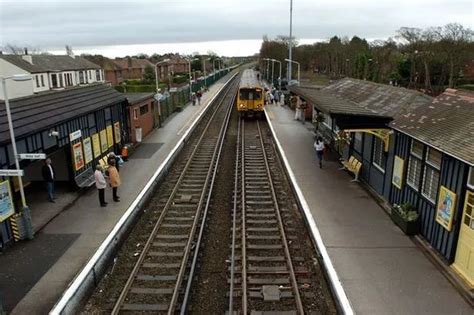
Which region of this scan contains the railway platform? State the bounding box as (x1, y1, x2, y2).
(0, 75, 233, 314)
(264, 104, 473, 314)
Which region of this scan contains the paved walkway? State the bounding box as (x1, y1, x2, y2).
(265, 104, 472, 315)
(0, 75, 231, 314)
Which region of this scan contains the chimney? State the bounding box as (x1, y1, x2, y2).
(22, 48, 33, 64)
(66, 45, 75, 59)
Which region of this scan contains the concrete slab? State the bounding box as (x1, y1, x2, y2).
(6, 76, 231, 314)
(265, 104, 473, 314)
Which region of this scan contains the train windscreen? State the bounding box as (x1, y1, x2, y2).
(240, 88, 262, 100)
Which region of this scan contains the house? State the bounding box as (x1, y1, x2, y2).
(112, 58, 144, 81)
(156, 54, 189, 81)
(124, 93, 156, 143)
(0, 84, 127, 249)
(0, 52, 104, 100)
(290, 79, 474, 290)
(83, 55, 126, 86)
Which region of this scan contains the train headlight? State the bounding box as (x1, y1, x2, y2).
(239, 103, 245, 108)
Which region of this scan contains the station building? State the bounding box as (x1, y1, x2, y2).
(124, 93, 157, 143)
(0, 84, 127, 249)
(289, 79, 474, 289)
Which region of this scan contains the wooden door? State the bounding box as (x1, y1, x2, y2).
(453, 190, 474, 287)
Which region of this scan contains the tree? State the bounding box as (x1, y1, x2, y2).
(142, 65, 155, 84)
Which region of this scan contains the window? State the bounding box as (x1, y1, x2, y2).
(411, 140, 424, 158)
(40, 75, 45, 87)
(140, 104, 149, 115)
(65, 73, 72, 86)
(79, 71, 85, 84)
(35, 75, 40, 88)
(59, 73, 64, 87)
(322, 112, 332, 129)
(407, 156, 422, 190)
(372, 137, 386, 171)
(88, 70, 92, 80)
(133, 108, 139, 120)
(354, 132, 363, 153)
(96, 70, 101, 81)
(426, 147, 442, 168)
(422, 166, 440, 202)
(51, 74, 58, 88)
(468, 167, 474, 189)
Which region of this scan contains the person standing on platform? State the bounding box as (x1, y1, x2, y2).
(191, 92, 196, 105)
(42, 158, 56, 202)
(94, 165, 107, 207)
(314, 137, 325, 169)
(196, 90, 202, 105)
(108, 159, 121, 202)
(108, 152, 122, 172)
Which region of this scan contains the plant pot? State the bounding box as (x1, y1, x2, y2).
(390, 209, 420, 235)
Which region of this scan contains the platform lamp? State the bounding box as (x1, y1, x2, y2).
(186, 57, 199, 99)
(154, 59, 170, 93)
(271, 59, 282, 92)
(285, 58, 300, 85)
(1, 74, 34, 239)
(202, 57, 211, 88)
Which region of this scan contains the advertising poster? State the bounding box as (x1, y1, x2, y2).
(92, 133, 101, 158)
(0, 180, 14, 222)
(100, 130, 108, 153)
(83, 137, 93, 164)
(114, 122, 121, 144)
(72, 142, 84, 171)
(436, 185, 457, 231)
(392, 156, 404, 189)
(106, 125, 114, 148)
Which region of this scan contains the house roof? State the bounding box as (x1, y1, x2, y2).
(323, 78, 433, 118)
(125, 92, 155, 104)
(112, 58, 143, 70)
(0, 84, 126, 144)
(83, 55, 123, 71)
(136, 59, 153, 69)
(391, 89, 474, 165)
(0, 54, 100, 73)
(288, 85, 387, 118)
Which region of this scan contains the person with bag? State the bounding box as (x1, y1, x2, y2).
(108, 152, 123, 172)
(94, 165, 107, 207)
(314, 136, 325, 169)
(108, 159, 121, 202)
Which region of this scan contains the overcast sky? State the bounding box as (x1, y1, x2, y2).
(1, 0, 473, 56)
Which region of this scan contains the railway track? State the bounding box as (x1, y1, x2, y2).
(229, 119, 315, 314)
(110, 78, 238, 314)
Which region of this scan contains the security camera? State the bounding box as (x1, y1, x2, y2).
(49, 130, 59, 137)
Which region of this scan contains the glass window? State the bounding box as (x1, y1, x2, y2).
(51, 74, 58, 88)
(41, 75, 45, 87)
(323, 113, 332, 129)
(411, 140, 424, 157)
(133, 108, 139, 120)
(59, 73, 64, 87)
(140, 104, 149, 115)
(407, 155, 422, 190)
(372, 137, 386, 171)
(79, 71, 84, 84)
(88, 70, 92, 80)
(354, 132, 362, 153)
(468, 167, 474, 189)
(96, 70, 101, 81)
(422, 165, 440, 202)
(426, 148, 442, 168)
(35, 75, 40, 88)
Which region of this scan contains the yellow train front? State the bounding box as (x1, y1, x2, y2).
(237, 69, 265, 118)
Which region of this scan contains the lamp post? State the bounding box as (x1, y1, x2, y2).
(186, 57, 199, 99)
(1, 74, 34, 239)
(288, 0, 293, 82)
(154, 58, 170, 93)
(202, 57, 210, 87)
(272, 59, 282, 92)
(213, 57, 222, 81)
(285, 59, 300, 85)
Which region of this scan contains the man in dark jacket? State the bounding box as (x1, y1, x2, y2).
(41, 158, 55, 202)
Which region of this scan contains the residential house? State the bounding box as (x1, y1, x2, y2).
(156, 54, 189, 81)
(0, 52, 104, 100)
(83, 55, 126, 86)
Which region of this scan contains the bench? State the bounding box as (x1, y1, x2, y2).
(339, 156, 362, 182)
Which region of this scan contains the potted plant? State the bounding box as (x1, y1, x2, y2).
(390, 203, 420, 235)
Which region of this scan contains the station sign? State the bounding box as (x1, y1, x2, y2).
(69, 130, 82, 142)
(18, 153, 46, 160)
(169, 87, 178, 93)
(0, 169, 24, 176)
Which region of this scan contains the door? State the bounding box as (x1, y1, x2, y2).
(452, 190, 474, 287)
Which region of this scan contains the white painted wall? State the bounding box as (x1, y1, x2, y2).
(0, 59, 34, 100)
(33, 72, 50, 93)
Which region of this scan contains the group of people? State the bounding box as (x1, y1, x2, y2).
(265, 88, 284, 105)
(191, 89, 203, 105)
(94, 152, 122, 207)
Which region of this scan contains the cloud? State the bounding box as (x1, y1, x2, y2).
(1, 0, 472, 52)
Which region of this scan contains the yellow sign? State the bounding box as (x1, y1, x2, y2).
(392, 156, 404, 189)
(72, 142, 84, 171)
(83, 137, 93, 164)
(436, 186, 457, 231)
(0, 180, 15, 222)
(106, 125, 114, 148)
(114, 122, 121, 143)
(100, 129, 108, 153)
(92, 133, 101, 158)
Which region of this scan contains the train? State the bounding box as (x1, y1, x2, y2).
(236, 69, 265, 118)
